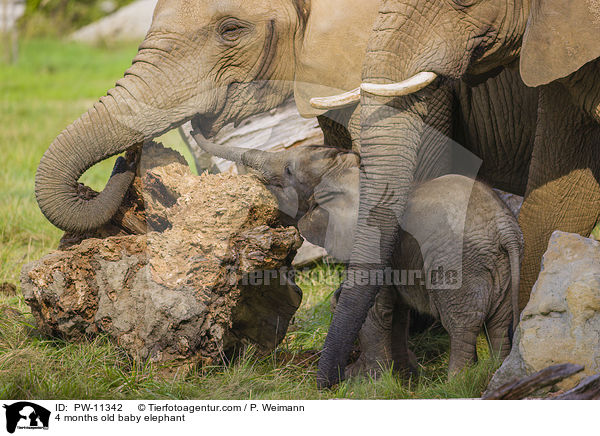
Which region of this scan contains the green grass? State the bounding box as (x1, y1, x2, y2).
(0, 39, 499, 400)
(0, 39, 195, 285)
(0, 274, 499, 400)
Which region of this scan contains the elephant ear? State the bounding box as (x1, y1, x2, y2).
(299, 163, 359, 261)
(520, 0, 600, 87)
(293, 0, 379, 117)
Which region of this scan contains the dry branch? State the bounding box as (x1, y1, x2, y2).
(482, 363, 584, 400)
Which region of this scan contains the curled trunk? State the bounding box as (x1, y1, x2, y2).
(36, 45, 202, 234)
(36, 89, 143, 233)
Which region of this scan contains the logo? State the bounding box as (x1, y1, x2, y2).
(3, 402, 50, 434)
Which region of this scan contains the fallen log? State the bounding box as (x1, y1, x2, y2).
(482, 363, 585, 399)
(551, 374, 600, 400)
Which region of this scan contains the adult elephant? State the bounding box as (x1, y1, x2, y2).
(317, 0, 600, 387)
(34, 0, 380, 233)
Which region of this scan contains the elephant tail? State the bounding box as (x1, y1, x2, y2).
(507, 240, 521, 331)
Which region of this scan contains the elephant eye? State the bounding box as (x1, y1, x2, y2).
(284, 165, 293, 177)
(218, 19, 249, 43)
(451, 0, 479, 7)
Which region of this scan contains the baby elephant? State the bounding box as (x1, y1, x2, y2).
(344, 175, 523, 378)
(191, 132, 523, 378)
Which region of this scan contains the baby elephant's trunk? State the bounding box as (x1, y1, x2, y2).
(190, 130, 282, 180)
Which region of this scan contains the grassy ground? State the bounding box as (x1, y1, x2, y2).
(0, 39, 500, 400)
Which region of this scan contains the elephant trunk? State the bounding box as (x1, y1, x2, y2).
(316, 91, 425, 387)
(317, 71, 454, 388)
(35, 89, 143, 233)
(36, 45, 205, 234)
(191, 131, 282, 180)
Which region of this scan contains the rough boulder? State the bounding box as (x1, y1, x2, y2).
(486, 231, 600, 392)
(21, 142, 303, 366)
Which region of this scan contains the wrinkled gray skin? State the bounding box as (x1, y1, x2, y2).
(194, 136, 522, 378)
(34, 0, 572, 390)
(345, 175, 522, 379)
(320, 0, 600, 388)
(33, 0, 381, 235)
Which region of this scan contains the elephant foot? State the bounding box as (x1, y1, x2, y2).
(345, 349, 418, 381)
(395, 349, 419, 380)
(345, 355, 392, 380)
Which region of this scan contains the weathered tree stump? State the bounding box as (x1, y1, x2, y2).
(179, 101, 329, 267)
(21, 142, 303, 366)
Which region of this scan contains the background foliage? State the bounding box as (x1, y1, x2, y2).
(18, 0, 135, 38)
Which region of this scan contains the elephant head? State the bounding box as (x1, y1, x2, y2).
(35, 0, 380, 233)
(191, 131, 360, 260)
(317, 0, 600, 387)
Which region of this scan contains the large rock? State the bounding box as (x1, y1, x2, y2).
(486, 231, 600, 392)
(21, 142, 303, 365)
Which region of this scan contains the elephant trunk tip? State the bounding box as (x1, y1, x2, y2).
(316, 369, 342, 390)
(35, 148, 136, 234)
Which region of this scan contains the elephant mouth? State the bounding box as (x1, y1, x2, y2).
(191, 113, 220, 139)
(189, 83, 259, 139)
(190, 102, 237, 139)
(189, 95, 230, 139)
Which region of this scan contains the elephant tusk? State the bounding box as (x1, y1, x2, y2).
(361, 72, 438, 97)
(309, 88, 360, 110)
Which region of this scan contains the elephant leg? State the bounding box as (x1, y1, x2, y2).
(519, 84, 600, 310)
(391, 297, 418, 378)
(436, 280, 486, 377)
(446, 329, 479, 377)
(316, 84, 455, 387)
(345, 286, 396, 379)
(484, 289, 512, 362)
